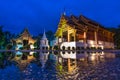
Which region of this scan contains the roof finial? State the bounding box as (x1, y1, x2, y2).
(63, 7, 66, 15)
(42, 28, 47, 39)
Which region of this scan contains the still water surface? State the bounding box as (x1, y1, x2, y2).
(0, 54, 120, 80)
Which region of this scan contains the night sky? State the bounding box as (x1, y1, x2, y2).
(0, 0, 120, 35)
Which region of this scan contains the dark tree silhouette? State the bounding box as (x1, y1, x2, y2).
(0, 26, 5, 49)
(108, 26, 120, 49)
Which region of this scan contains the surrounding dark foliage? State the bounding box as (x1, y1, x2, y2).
(108, 26, 120, 49)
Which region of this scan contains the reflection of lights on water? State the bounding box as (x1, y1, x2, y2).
(30, 52, 34, 55)
(30, 69, 32, 72)
(38, 72, 40, 74)
(23, 70, 30, 75)
(58, 57, 62, 63)
(30, 65, 32, 68)
(16, 51, 22, 55)
(91, 53, 96, 56)
(89, 52, 105, 61)
(100, 55, 104, 59)
(30, 45, 34, 49)
(100, 52, 104, 56)
(89, 53, 96, 61)
(90, 55, 96, 61)
(80, 58, 84, 61)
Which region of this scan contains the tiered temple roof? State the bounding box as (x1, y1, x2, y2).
(55, 14, 114, 37)
(12, 28, 36, 44)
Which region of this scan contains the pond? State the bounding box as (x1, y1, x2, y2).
(0, 52, 119, 80)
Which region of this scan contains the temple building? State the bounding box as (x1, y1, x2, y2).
(55, 14, 115, 72)
(12, 28, 36, 55)
(39, 30, 49, 68)
(55, 14, 114, 49)
(40, 30, 49, 49)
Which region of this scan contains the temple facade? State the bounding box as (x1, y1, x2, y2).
(39, 31, 49, 68)
(55, 14, 114, 50)
(12, 28, 36, 55)
(55, 14, 115, 72)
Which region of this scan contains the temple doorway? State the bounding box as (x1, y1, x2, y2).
(23, 40, 28, 46)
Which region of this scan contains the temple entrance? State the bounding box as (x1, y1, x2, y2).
(63, 31, 67, 42)
(23, 40, 28, 46)
(70, 33, 74, 41)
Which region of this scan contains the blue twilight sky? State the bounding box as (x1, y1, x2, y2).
(0, 0, 120, 35)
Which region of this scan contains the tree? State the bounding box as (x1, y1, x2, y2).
(4, 31, 13, 46)
(108, 26, 120, 49)
(46, 30, 55, 43)
(0, 26, 5, 49)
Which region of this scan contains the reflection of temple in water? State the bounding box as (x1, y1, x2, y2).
(10, 29, 36, 70)
(39, 30, 57, 68)
(55, 14, 115, 72)
(39, 30, 49, 68)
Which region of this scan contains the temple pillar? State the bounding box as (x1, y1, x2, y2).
(103, 31, 105, 46)
(94, 31, 98, 47)
(84, 31, 86, 42)
(67, 28, 71, 72)
(74, 30, 76, 41)
(74, 59, 77, 68)
(83, 31, 87, 53)
(67, 29, 70, 42)
(68, 58, 71, 72)
(84, 31, 87, 47)
(61, 29, 63, 42)
(73, 29, 77, 70)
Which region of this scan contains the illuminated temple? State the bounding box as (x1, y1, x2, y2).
(12, 28, 36, 55)
(55, 14, 115, 72)
(55, 14, 114, 50)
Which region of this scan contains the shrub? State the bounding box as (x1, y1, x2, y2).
(54, 45, 59, 50)
(49, 46, 52, 50)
